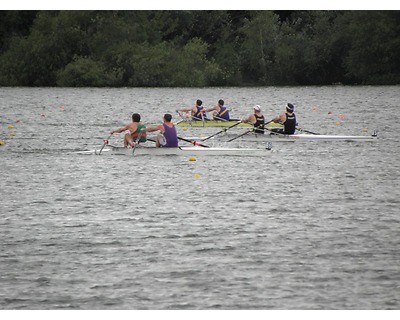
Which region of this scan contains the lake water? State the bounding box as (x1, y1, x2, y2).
(0, 86, 399, 310)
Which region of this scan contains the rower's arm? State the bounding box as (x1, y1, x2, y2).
(204, 106, 218, 112)
(177, 107, 194, 112)
(111, 124, 129, 134)
(242, 114, 255, 124)
(272, 113, 285, 123)
(143, 124, 163, 133)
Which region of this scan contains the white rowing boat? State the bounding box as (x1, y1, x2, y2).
(196, 131, 378, 142)
(78, 144, 273, 156)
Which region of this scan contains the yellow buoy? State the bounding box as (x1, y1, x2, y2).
(189, 156, 196, 162)
(182, 127, 188, 131)
(8, 125, 14, 129)
(194, 173, 201, 179)
(362, 128, 368, 132)
(10, 132, 15, 136)
(0, 140, 5, 145)
(335, 121, 341, 125)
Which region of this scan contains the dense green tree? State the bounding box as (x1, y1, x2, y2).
(338, 11, 400, 84)
(274, 11, 343, 85)
(56, 57, 109, 87)
(239, 11, 278, 85)
(0, 10, 399, 87)
(0, 11, 37, 54)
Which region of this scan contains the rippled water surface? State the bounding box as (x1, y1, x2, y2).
(1, 86, 399, 309)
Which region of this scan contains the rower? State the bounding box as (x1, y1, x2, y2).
(110, 113, 147, 147)
(141, 113, 178, 148)
(177, 99, 207, 121)
(204, 99, 230, 121)
(242, 105, 265, 134)
(270, 103, 296, 135)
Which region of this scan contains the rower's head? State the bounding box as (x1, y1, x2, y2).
(132, 113, 141, 122)
(253, 105, 262, 113)
(196, 99, 202, 106)
(164, 113, 172, 123)
(218, 99, 224, 106)
(286, 103, 294, 113)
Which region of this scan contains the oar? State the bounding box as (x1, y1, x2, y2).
(131, 131, 144, 155)
(256, 121, 279, 133)
(226, 129, 254, 142)
(201, 120, 242, 141)
(263, 120, 273, 127)
(296, 127, 320, 135)
(224, 120, 275, 142)
(178, 136, 210, 148)
(176, 110, 188, 122)
(214, 116, 229, 121)
(98, 134, 112, 155)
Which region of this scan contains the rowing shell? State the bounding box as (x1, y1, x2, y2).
(199, 132, 378, 142)
(175, 119, 282, 128)
(78, 145, 273, 156)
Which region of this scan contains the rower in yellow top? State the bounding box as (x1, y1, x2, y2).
(110, 113, 147, 147)
(177, 99, 207, 121)
(241, 105, 265, 134)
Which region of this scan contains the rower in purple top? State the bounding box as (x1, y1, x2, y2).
(141, 113, 178, 148)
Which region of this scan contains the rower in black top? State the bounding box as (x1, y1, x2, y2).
(270, 103, 296, 135)
(242, 105, 265, 134)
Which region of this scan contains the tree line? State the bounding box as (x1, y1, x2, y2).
(0, 10, 399, 87)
